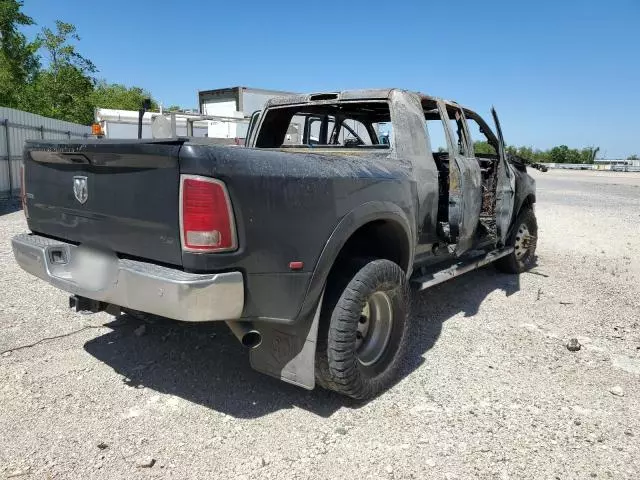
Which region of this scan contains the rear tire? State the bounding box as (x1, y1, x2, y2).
(495, 207, 538, 273)
(315, 259, 410, 400)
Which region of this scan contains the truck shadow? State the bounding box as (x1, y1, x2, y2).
(0, 200, 21, 216)
(83, 266, 520, 419)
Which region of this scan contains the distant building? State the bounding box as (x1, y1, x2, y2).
(197, 87, 296, 140)
(594, 158, 640, 171)
(94, 87, 297, 141)
(198, 87, 296, 117)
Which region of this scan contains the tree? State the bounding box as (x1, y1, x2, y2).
(39, 20, 95, 74)
(25, 20, 96, 124)
(0, 0, 40, 107)
(27, 66, 94, 124)
(91, 81, 158, 111)
(473, 141, 496, 155)
(627, 154, 639, 160)
(547, 145, 573, 163)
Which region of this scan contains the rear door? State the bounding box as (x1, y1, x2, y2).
(438, 100, 482, 255)
(491, 108, 515, 244)
(25, 139, 184, 266)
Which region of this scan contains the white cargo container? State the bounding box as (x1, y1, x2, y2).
(199, 86, 295, 117)
(94, 108, 250, 142)
(95, 109, 209, 139)
(198, 87, 296, 140)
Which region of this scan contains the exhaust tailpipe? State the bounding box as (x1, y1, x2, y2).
(225, 321, 262, 349)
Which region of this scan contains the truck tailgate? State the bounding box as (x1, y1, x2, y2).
(24, 139, 185, 267)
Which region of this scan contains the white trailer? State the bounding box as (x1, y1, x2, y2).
(94, 108, 248, 142)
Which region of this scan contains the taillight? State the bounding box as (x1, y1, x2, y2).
(179, 175, 237, 252)
(20, 163, 29, 219)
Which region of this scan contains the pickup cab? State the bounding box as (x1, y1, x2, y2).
(12, 89, 537, 399)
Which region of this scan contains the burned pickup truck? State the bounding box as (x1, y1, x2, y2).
(12, 89, 537, 399)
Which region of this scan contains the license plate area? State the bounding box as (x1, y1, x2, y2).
(72, 245, 118, 291)
(48, 244, 118, 291)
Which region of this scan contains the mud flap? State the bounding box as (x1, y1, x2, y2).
(249, 291, 324, 390)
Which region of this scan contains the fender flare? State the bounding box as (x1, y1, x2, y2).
(506, 192, 536, 239)
(296, 201, 415, 322)
(516, 193, 536, 214)
(248, 202, 414, 390)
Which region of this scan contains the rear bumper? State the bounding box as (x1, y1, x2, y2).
(11, 233, 244, 322)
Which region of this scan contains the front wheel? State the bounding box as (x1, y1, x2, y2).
(315, 259, 410, 400)
(495, 207, 538, 273)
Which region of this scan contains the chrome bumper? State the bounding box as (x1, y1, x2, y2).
(11, 233, 244, 322)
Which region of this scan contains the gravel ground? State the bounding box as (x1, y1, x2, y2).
(1, 169, 639, 479)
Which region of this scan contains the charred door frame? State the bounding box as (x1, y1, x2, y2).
(437, 100, 482, 255)
(490, 107, 515, 245)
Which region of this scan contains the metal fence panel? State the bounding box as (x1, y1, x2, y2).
(1, 107, 90, 198)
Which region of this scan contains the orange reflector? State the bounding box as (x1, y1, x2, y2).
(91, 123, 104, 136)
(289, 261, 304, 270)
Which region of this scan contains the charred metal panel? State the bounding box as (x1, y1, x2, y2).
(387, 90, 439, 243)
(491, 108, 516, 244)
(264, 89, 394, 109)
(437, 101, 482, 255)
(511, 167, 536, 224)
(495, 161, 516, 244)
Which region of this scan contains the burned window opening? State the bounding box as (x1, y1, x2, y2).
(421, 99, 503, 243)
(464, 113, 501, 234)
(255, 102, 391, 149)
(422, 104, 451, 226)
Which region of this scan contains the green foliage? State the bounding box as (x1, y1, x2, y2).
(0, 3, 158, 124)
(39, 20, 95, 74)
(627, 154, 639, 160)
(0, 0, 40, 107)
(20, 21, 96, 123)
(503, 144, 600, 164)
(91, 82, 157, 111)
(26, 65, 95, 124)
(473, 141, 497, 155)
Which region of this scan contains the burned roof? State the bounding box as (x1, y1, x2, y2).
(263, 88, 466, 111)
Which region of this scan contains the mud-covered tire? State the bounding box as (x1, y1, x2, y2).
(315, 259, 410, 400)
(495, 207, 538, 273)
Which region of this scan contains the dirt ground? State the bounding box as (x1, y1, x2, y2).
(1, 169, 639, 479)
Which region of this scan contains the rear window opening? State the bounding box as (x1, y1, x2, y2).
(309, 93, 339, 101)
(255, 102, 392, 149)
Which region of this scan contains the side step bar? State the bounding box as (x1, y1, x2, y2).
(411, 247, 514, 291)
